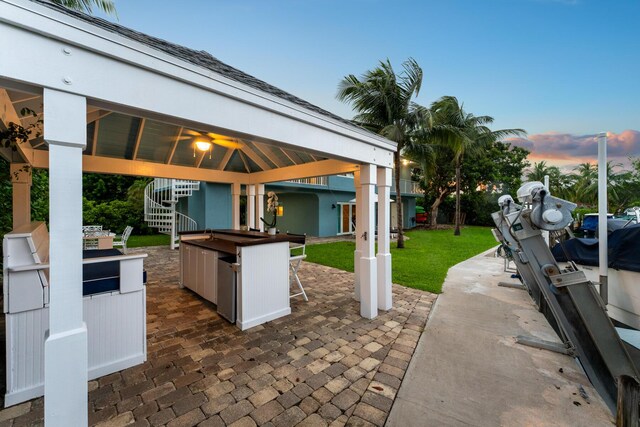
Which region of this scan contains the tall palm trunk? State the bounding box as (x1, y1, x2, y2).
(429, 189, 449, 227)
(454, 160, 461, 236)
(394, 152, 405, 248)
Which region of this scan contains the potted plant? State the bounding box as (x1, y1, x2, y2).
(260, 191, 279, 235)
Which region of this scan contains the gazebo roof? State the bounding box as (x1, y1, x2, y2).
(0, 0, 395, 184)
(31, 0, 353, 128)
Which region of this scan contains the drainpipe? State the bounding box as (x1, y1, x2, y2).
(597, 132, 608, 305)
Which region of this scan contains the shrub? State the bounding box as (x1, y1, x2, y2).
(82, 198, 152, 235)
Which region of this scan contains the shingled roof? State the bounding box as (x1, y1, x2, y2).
(31, 0, 360, 129)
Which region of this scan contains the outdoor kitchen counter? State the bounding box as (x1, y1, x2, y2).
(180, 229, 305, 254)
(179, 230, 304, 330)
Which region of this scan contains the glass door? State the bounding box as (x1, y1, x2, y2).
(338, 203, 356, 234)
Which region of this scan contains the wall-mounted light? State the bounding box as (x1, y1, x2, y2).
(276, 205, 284, 216)
(194, 140, 213, 159)
(402, 158, 410, 166)
(331, 204, 336, 209)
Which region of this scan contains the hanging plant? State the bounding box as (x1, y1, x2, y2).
(0, 107, 41, 178)
(1, 107, 41, 150)
(260, 191, 279, 228)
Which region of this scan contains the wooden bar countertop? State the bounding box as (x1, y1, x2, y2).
(179, 229, 305, 254)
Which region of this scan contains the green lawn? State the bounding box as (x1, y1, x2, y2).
(127, 234, 171, 248)
(304, 227, 497, 293)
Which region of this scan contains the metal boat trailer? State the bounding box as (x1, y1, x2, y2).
(492, 182, 640, 423)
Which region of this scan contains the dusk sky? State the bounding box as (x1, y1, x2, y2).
(98, 0, 640, 169)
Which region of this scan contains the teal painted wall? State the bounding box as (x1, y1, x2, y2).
(179, 183, 232, 229)
(269, 192, 320, 235)
(203, 183, 232, 229)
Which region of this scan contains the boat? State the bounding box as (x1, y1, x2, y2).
(552, 224, 640, 329)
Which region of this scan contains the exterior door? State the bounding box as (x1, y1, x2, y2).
(338, 203, 356, 234)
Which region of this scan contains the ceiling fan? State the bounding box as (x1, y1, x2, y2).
(182, 130, 244, 151)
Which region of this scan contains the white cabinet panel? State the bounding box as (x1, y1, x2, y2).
(196, 250, 206, 296)
(181, 244, 219, 305)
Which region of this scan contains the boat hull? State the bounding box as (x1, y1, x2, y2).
(573, 264, 640, 330)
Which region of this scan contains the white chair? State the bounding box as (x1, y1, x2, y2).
(289, 234, 308, 301)
(113, 226, 133, 254)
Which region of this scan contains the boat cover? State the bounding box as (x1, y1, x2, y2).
(552, 224, 640, 272)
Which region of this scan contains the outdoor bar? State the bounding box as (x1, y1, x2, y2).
(179, 230, 306, 330)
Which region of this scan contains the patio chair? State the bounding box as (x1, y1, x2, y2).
(113, 226, 133, 254)
(289, 233, 308, 301)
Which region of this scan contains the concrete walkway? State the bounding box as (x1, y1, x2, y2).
(387, 249, 614, 426)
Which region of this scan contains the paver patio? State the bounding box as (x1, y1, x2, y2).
(0, 246, 436, 426)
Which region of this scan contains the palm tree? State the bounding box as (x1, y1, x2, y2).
(525, 161, 575, 199)
(582, 162, 633, 212)
(429, 96, 525, 235)
(572, 162, 598, 205)
(526, 161, 554, 182)
(52, 0, 116, 15)
(337, 58, 427, 248)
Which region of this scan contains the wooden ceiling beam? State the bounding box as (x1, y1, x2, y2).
(131, 118, 146, 160)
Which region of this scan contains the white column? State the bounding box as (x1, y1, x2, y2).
(10, 163, 31, 230)
(377, 167, 392, 311)
(359, 164, 377, 319)
(353, 170, 362, 301)
(43, 89, 88, 426)
(231, 182, 241, 230)
(256, 184, 265, 231)
(247, 184, 256, 230)
(597, 132, 608, 304)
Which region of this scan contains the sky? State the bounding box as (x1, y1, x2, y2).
(97, 0, 640, 170)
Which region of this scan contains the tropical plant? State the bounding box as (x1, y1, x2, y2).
(525, 161, 575, 200)
(412, 140, 529, 226)
(428, 96, 525, 235)
(337, 58, 428, 248)
(51, 0, 116, 15)
(260, 191, 279, 229)
(526, 160, 555, 182)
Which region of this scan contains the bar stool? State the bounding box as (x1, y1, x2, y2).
(289, 234, 308, 301)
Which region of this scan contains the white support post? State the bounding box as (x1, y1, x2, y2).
(247, 184, 256, 231)
(359, 164, 377, 319)
(353, 171, 362, 302)
(597, 132, 608, 305)
(256, 184, 265, 232)
(231, 182, 241, 230)
(10, 163, 31, 230)
(377, 167, 392, 311)
(170, 203, 177, 250)
(43, 88, 88, 426)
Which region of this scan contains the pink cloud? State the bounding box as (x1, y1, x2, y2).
(507, 130, 640, 167)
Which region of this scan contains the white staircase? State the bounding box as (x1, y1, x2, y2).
(144, 178, 200, 249)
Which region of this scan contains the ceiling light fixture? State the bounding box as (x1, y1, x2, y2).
(195, 140, 212, 152)
(194, 140, 213, 159)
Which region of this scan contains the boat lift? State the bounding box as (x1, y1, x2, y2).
(492, 181, 640, 423)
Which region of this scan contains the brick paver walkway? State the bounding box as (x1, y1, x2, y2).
(0, 246, 435, 427)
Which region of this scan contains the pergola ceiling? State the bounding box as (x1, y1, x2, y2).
(7, 89, 327, 174)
